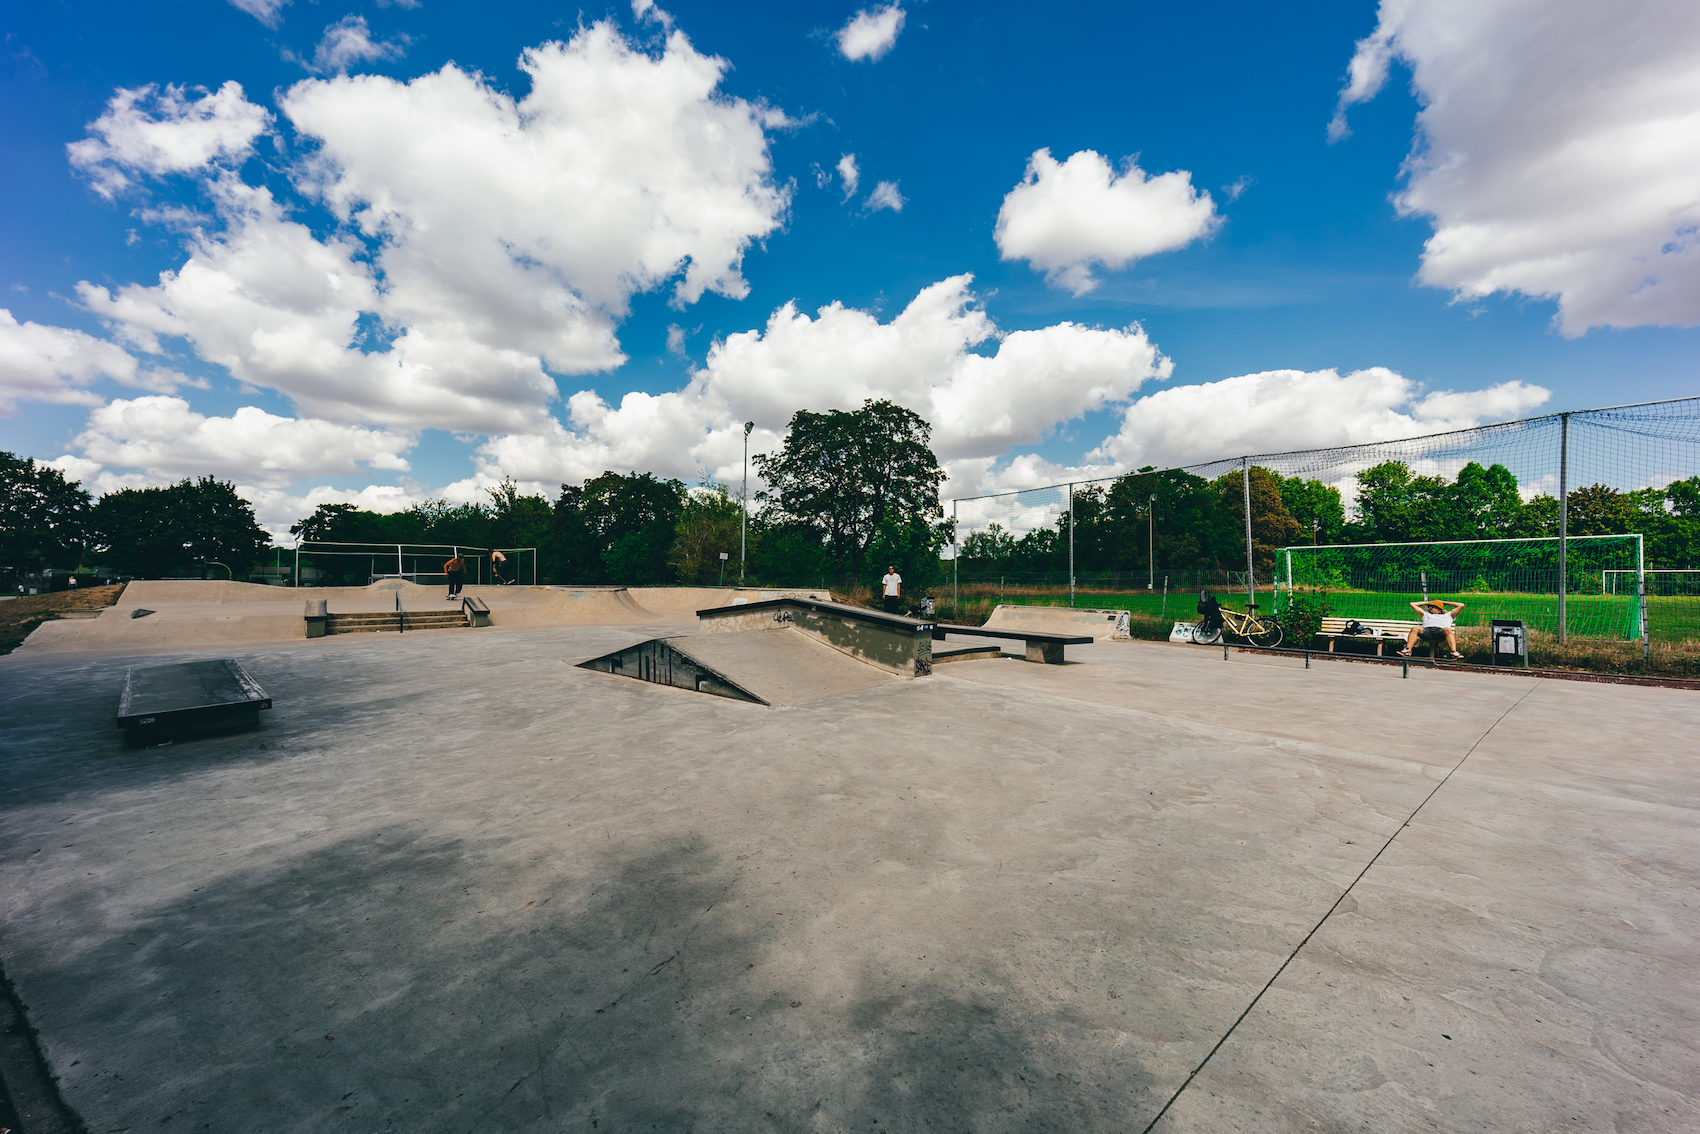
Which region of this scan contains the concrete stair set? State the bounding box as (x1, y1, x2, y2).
(304, 595, 486, 637)
(326, 608, 471, 634)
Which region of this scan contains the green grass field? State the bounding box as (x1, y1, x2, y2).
(986, 588, 1700, 644)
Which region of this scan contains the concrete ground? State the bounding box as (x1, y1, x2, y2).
(0, 626, 1696, 1132)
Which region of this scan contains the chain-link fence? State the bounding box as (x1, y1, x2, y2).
(949, 396, 1700, 645)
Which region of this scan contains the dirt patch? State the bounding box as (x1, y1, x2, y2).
(0, 584, 125, 655)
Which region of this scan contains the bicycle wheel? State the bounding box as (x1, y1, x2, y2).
(1247, 617, 1284, 649)
(1191, 621, 1222, 645)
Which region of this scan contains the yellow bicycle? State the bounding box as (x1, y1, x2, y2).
(1191, 603, 1285, 648)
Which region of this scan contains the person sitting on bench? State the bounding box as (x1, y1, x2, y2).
(1400, 599, 1464, 658)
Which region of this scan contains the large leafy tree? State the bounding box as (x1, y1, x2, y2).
(1214, 465, 1300, 578)
(1277, 475, 1346, 544)
(755, 399, 947, 583)
(92, 477, 270, 578)
(0, 452, 92, 571)
(668, 485, 743, 584)
(548, 471, 686, 584)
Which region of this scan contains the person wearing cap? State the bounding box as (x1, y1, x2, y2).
(1400, 598, 1464, 658)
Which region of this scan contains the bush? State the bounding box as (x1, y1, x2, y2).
(1280, 590, 1331, 644)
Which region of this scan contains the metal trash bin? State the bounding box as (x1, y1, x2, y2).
(1490, 619, 1527, 667)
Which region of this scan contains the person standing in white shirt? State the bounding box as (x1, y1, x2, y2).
(880, 566, 902, 614)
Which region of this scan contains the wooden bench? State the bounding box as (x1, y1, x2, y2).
(931, 623, 1093, 664)
(1316, 616, 1422, 656)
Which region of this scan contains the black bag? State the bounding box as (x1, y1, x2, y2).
(1344, 619, 1369, 635)
(1196, 591, 1224, 631)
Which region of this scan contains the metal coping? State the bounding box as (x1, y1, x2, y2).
(697, 595, 934, 634)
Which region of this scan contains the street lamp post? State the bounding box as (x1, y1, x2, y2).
(741, 421, 753, 585)
(1148, 493, 1156, 590)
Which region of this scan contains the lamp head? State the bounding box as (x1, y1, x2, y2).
(743, 421, 754, 437)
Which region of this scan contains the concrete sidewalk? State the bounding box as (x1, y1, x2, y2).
(0, 631, 1694, 1132)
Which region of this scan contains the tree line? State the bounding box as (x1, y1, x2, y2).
(5, 411, 1696, 589)
(0, 399, 953, 590)
(957, 461, 1700, 580)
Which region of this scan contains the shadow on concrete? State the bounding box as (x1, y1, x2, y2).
(27, 819, 1164, 1132)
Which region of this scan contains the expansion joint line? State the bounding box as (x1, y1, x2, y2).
(1137, 682, 1541, 1134)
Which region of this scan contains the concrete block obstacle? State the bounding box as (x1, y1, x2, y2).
(116, 658, 271, 741)
(697, 595, 935, 677)
(580, 595, 930, 704)
(578, 636, 767, 704)
(303, 598, 327, 638)
(578, 629, 894, 706)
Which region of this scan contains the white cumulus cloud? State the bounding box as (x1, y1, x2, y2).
(1329, 0, 1700, 334)
(865, 180, 904, 213)
(837, 153, 860, 200)
(74, 21, 791, 435)
(837, 3, 905, 62)
(293, 15, 409, 75)
(71, 396, 416, 488)
(227, 0, 289, 28)
(0, 309, 137, 414)
(468, 275, 1172, 490)
(1090, 367, 1551, 471)
(67, 82, 272, 198)
(995, 149, 1221, 295)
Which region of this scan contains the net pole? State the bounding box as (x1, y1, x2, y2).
(1242, 458, 1254, 608)
(294, 545, 300, 588)
(952, 499, 958, 615)
(1638, 533, 1649, 658)
(1068, 482, 1075, 609)
(1558, 412, 1569, 643)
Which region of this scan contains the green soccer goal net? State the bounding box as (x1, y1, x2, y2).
(1276, 534, 1646, 640)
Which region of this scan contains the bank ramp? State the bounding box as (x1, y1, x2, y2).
(578, 630, 894, 706)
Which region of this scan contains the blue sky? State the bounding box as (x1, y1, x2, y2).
(2, 0, 1696, 535)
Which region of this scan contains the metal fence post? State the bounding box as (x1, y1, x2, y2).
(952, 498, 959, 616)
(1241, 458, 1254, 608)
(1068, 482, 1075, 609)
(1558, 412, 1569, 643)
(1638, 532, 1649, 660)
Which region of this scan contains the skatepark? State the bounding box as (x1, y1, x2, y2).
(0, 583, 1696, 1132)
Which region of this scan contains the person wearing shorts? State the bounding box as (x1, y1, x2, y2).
(1400, 599, 1464, 658)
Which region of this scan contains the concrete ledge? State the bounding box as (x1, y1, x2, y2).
(698, 596, 934, 677)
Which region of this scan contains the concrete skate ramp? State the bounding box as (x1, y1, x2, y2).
(983, 603, 1126, 641)
(627, 587, 739, 612)
(479, 587, 660, 629)
(17, 602, 307, 653)
(118, 579, 452, 606)
(580, 627, 894, 706)
(627, 587, 832, 612)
